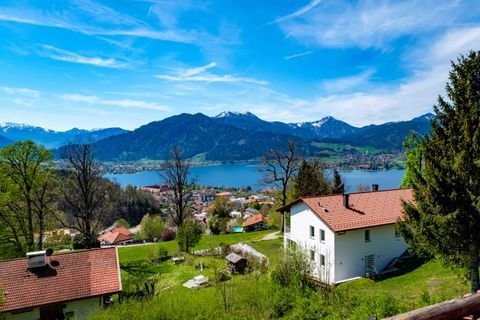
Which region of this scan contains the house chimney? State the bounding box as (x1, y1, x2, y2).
(372, 184, 379, 191)
(26, 251, 47, 269)
(343, 194, 350, 208)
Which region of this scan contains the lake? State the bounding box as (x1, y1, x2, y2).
(105, 163, 405, 192)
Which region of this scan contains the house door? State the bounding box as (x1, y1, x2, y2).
(365, 254, 375, 275)
(40, 303, 65, 320)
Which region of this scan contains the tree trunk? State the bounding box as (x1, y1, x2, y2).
(470, 243, 479, 294)
(280, 185, 287, 232)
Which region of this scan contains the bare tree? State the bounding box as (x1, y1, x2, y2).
(61, 144, 105, 248)
(261, 141, 301, 231)
(160, 146, 191, 228)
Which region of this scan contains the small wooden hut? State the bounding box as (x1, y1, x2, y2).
(225, 252, 247, 274)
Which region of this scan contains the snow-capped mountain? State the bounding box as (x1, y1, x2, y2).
(0, 123, 127, 149)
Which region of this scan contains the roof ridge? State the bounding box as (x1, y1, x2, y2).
(300, 187, 412, 200)
(0, 247, 116, 263)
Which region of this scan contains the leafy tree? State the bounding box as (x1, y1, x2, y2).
(400, 134, 424, 188)
(293, 159, 330, 198)
(0, 141, 56, 253)
(207, 196, 231, 234)
(331, 169, 345, 194)
(160, 147, 192, 228)
(399, 51, 480, 293)
(177, 220, 202, 253)
(114, 218, 130, 228)
(137, 214, 164, 241)
(262, 141, 301, 231)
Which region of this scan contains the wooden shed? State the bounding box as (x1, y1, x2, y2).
(225, 252, 247, 274)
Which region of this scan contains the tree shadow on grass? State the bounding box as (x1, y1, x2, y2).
(372, 255, 430, 282)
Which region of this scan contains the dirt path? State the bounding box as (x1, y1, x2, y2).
(260, 231, 281, 240)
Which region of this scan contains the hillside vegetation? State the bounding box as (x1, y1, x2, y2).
(90, 233, 469, 320)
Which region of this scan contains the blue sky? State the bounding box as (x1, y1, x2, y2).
(0, 0, 479, 131)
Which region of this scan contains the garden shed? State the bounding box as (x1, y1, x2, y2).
(225, 252, 247, 273)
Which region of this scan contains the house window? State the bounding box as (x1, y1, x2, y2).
(320, 229, 325, 242)
(320, 254, 325, 267)
(364, 229, 371, 242)
(310, 225, 315, 238)
(310, 250, 315, 261)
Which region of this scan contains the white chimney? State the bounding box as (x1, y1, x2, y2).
(26, 251, 47, 269)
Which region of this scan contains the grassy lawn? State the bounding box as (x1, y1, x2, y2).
(91, 231, 472, 320)
(118, 230, 275, 263)
(337, 258, 468, 310)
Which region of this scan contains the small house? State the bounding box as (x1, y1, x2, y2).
(0, 248, 122, 320)
(242, 214, 267, 231)
(225, 252, 247, 273)
(278, 188, 413, 284)
(98, 226, 133, 245)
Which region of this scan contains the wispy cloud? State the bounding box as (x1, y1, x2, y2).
(284, 50, 314, 60)
(155, 62, 268, 85)
(0, 86, 40, 98)
(38, 45, 127, 68)
(319, 69, 374, 93)
(61, 94, 170, 111)
(276, 1, 473, 49)
(0, 6, 201, 44)
(273, 0, 322, 23)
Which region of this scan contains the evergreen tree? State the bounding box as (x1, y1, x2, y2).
(400, 51, 480, 293)
(331, 169, 345, 194)
(293, 159, 330, 198)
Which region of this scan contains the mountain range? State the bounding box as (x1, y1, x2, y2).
(0, 123, 127, 149)
(1, 112, 433, 161)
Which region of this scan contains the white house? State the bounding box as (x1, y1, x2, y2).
(0, 248, 122, 320)
(279, 188, 413, 284)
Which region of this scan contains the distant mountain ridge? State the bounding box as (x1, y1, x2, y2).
(4, 111, 433, 161)
(89, 111, 433, 161)
(0, 123, 128, 148)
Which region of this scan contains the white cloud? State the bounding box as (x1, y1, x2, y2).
(273, 0, 322, 24)
(284, 50, 314, 60)
(0, 6, 201, 45)
(61, 94, 170, 111)
(38, 45, 127, 68)
(276, 1, 471, 49)
(319, 69, 374, 94)
(155, 62, 268, 85)
(0, 86, 40, 98)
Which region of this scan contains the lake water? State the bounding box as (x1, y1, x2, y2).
(105, 163, 405, 192)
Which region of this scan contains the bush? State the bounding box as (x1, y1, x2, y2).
(160, 228, 176, 241)
(177, 221, 202, 253)
(271, 247, 313, 289)
(72, 234, 85, 249)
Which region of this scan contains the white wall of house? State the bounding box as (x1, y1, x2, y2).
(285, 203, 336, 284)
(334, 224, 407, 283)
(2, 296, 102, 320)
(285, 203, 408, 284)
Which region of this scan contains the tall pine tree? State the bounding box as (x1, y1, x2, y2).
(400, 51, 480, 293)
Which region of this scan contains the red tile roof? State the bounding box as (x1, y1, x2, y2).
(278, 188, 413, 232)
(98, 227, 133, 244)
(0, 248, 122, 312)
(243, 214, 266, 227)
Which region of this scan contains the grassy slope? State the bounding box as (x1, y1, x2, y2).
(118, 230, 273, 263)
(92, 233, 469, 320)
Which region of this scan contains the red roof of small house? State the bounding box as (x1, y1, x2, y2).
(277, 188, 413, 232)
(0, 248, 122, 312)
(243, 214, 266, 227)
(98, 227, 133, 244)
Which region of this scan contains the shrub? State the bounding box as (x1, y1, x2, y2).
(177, 221, 202, 253)
(160, 228, 176, 241)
